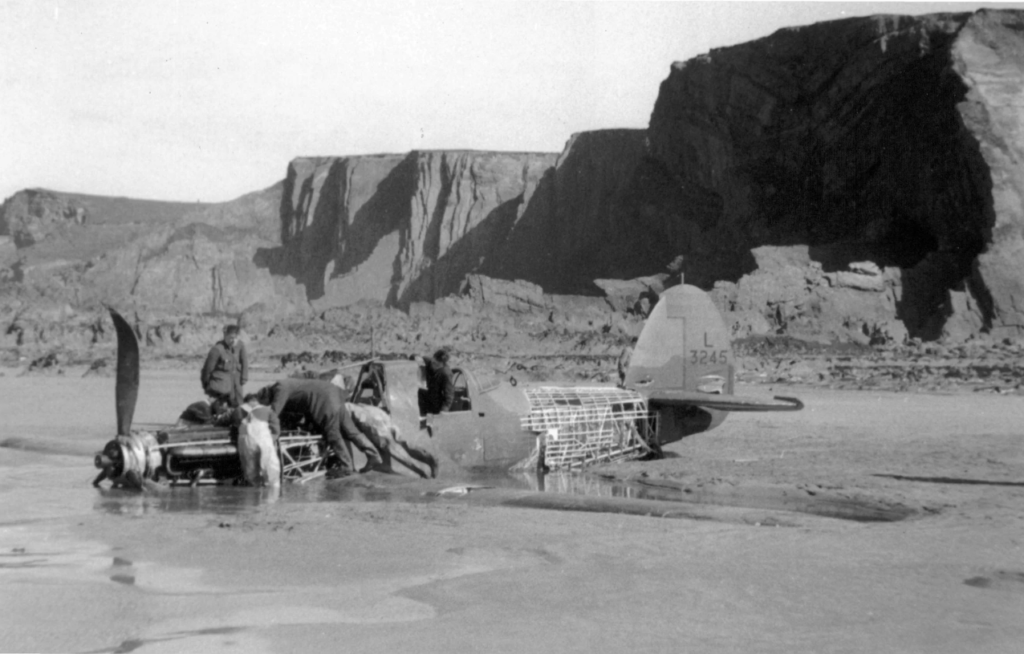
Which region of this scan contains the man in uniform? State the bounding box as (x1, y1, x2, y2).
(418, 348, 455, 414)
(256, 379, 383, 478)
(201, 324, 248, 409)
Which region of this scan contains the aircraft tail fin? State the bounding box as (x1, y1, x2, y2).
(624, 284, 735, 397)
(624, 284, 802, 444)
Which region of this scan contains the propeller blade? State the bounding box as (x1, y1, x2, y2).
(108, 307, 140, 436)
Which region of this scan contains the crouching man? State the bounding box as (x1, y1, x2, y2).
(236, 394, 282, 487)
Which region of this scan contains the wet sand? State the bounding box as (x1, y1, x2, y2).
(1, 368, 1023, 653)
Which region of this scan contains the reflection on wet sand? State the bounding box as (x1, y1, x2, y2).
(88, 470, 672, 515)
(95, 484, 282, 517)
(92, 470, 660, 518)
(93, 468, 914, 524)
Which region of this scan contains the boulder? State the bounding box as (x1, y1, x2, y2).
(462, 275, 549, 313)
(593, 276, 667, 314)
(825, 261, 887, 292)
(942, 286, 988, 343)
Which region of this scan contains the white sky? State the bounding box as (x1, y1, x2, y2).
(1, 1, 1018, 203)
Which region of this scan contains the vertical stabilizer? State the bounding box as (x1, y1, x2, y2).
(625, 284, 734, 395)
(625, 284, 734, 444)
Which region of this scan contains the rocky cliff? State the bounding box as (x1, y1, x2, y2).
(955, 11, 1024, 339)
(2, 9, 1023, 363)
(646, 9, 1024, 340)
(263, 131, 659, 310)
(267, 150, 562, 310)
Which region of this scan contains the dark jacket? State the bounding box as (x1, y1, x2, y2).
(257, 379, 344, 433)
(201, 340, 248, 397)
(423, 356, 455, 413)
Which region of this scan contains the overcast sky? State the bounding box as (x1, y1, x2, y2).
(1, 1, 1017, 203)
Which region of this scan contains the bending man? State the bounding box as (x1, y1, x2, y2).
(256, 379, 382, 478)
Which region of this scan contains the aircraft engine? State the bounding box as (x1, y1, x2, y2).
(94, 427, 244, 488)
(94, 431, 163, 487)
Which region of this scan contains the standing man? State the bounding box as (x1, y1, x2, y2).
(418, 348, 454, 414)
(201, 324, 248, 410)
(256, 379, 383, 479)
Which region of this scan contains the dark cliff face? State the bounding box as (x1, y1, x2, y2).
(649, 13, 980, 262)
(645, 9, 1024, 339)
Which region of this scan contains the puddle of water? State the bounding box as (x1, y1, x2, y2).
(91, 470, 668, 517)
(95, 627, 249, 654)
(874, 474, 1024, 487)
(964, 570, 1024, 591)
(94, 485, 283, 517)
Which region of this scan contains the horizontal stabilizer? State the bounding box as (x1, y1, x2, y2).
(646, 390, 804, 412)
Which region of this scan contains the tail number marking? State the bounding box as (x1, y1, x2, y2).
(691, 349, 729, 364)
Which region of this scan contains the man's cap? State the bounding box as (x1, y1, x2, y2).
(223, 325, 240, 335)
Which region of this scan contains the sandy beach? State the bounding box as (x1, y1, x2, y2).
(1, 368, 1023, 653)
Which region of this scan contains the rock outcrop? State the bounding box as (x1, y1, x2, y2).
(0, 190, 88, 248)
(0, 185, 302, 319)
(709, 245, 906, 345)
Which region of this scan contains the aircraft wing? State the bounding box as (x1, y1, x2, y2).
(644, 389, 804, 412)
